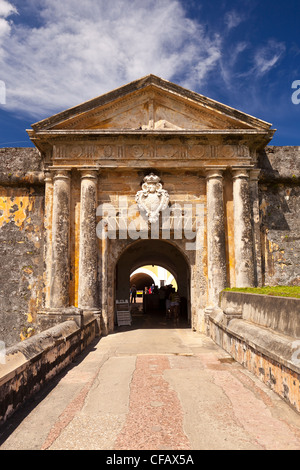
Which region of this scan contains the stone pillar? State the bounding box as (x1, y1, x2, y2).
(232, 168, 255, 287)
(78, 169, 99, 310)
(250, 169, 262, 286)
(50, 169, 71, 308)
(44, 171, 53, 309)
(206, 169, 227, 306)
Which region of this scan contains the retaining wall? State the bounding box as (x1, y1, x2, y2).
(207, 291, 300, 413)
(0, 315, 98, 426)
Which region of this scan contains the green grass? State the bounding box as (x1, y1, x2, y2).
(223, 286, 300, 299)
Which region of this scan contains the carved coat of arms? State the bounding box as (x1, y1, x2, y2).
(135, 173, 169, 223)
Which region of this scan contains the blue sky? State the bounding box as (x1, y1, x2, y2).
(0, 0, 299, 147)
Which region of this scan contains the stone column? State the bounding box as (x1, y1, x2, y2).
(78, 169, 99, 310)
(50, 169, 71, 309)
(250, 169, 262, 286)
(232, 168, 255, 287)
(44, 171, 53, 309)
(206, 169, 227, 306)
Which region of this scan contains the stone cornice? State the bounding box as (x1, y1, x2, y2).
(28, 128, 275, 158)
(28, 128, 274, 137)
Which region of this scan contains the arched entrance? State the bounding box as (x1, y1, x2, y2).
(130, 266, 177, 291)
(130, 271, 155, 291)
(115, 239, 190, 327)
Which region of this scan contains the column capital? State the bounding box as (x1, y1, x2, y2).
(205, 167, 225, 179)
(232, 167, 251, 180)
(51, 168, 71, 181)
(79, 168, 99, 180)
(44, 170, 53, 183)
(249, 169, 261, 181)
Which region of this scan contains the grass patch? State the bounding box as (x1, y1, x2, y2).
(223, 286, 300, 298)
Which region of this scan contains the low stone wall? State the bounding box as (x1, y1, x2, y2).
(0, 317, 98, 426)
(207, 291, 300, 413)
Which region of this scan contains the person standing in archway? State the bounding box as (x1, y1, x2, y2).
(130, 284, 137, 304)
(169, 288, 180, 324)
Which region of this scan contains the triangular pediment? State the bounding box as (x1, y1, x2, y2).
(30, 75, 273, 133)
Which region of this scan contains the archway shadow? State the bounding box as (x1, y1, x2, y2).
(115, 299, 190, 331)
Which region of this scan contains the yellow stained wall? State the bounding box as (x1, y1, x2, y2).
(0, 186, 44, 340)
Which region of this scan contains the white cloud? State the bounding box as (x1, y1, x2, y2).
(224, 10, 244, 30)
(0, 0, 17, 46)
(253, 40, 286, 75)
(0, 0, 223, 118)
(219, 42, 249, 89)
(0, 0, 17, 18)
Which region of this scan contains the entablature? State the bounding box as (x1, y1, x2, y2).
(28, 132, 273, 171)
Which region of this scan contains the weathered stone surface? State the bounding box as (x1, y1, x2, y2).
(233, 169, 255, 287)
(220, 291, 300, 338)
(0, 148, 43, 173)
(258, 147, 300, 286)
(50, 170, 71, 309)
(78, 170, 98, 309)
(206, 169, 227, 305)
(0, 150, 46, 348)
(258, 146, 300, 181)
(0, 318, 97, 425)
(209, 291, 300, 413)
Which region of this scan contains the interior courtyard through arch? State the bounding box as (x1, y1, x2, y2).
(116, 240, 190, 328)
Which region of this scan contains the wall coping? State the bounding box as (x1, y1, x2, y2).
(221, 290, 300, 302)
(0, 321, 79, 387)
(209, 308, 300, 375)
(0, 318, 97, 425)
(220, 291, 300, 338)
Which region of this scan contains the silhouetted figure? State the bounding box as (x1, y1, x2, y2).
(130, 284, 137, 303)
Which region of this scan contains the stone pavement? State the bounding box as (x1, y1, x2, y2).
(1, 313, 300, 451)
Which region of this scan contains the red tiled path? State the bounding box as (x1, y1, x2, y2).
(114, 355, 191, 450)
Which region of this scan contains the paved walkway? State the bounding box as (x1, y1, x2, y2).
(1, 313, 300, 450)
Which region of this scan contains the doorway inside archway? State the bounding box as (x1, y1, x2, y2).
(130, 265, 177, 291)
(115, 239, 190, 328)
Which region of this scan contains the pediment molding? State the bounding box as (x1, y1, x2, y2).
(29, 75, 274, 135)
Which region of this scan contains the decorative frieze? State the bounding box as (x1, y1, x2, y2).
(52, 143, 251, 163)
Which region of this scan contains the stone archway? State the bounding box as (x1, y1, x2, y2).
(115, 239, 191, 326)
(130, 271, 155, 291)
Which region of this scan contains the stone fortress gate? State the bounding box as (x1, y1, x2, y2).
(26, 75, 275, 336)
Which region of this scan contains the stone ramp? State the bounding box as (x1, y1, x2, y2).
(1, 328, 300, 450)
